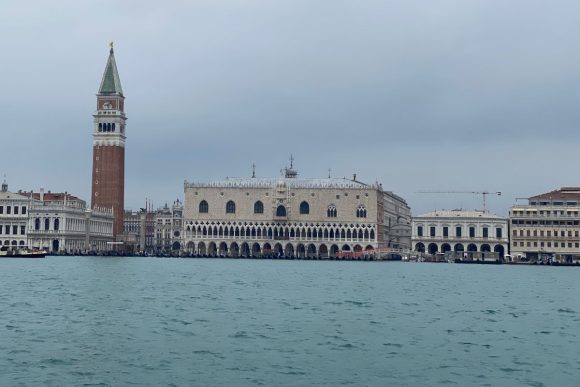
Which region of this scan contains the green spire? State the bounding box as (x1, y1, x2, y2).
(98, 42, 123, 95)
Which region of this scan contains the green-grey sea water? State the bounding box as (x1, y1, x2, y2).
(1, 257, 579, 386)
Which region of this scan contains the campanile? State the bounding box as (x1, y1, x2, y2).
(91, 43, 126, 239)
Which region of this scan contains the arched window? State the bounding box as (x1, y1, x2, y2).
(54, 218, 60, 231)
(199, 200, 209, 213)
(226, 200, 236, 214)
(276, 205, 287, 217)
(254, 201, 264, 214)
(112, 123, 116, 132)
(44, 219, 50, 230)
(35, 218, 40, 231)
(327, 205, 337, 218)
(98, 123, 103, 132)
(299, 201, 310, 215)
(356, 205, 367, 218)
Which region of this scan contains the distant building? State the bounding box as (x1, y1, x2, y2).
(0, 181, 31, 251)
(510, 187, 580, 262)
(122, 200, 182, 254)
(182, 162, 410, 258)
(123, 209, 154, 253)
(27, 189, 114, 253)
(154, 200, 183, 253)
(382, 190, 412, 250)
(412, 210, 509, 258)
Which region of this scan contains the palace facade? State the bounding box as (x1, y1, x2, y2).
(183, 166, 410, 258)
(412, 210, 509, 259)
(27, 190, 114, 253)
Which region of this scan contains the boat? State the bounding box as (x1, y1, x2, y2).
(0, 248, 47, 258)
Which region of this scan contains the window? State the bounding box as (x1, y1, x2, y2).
(45, 219, 50, 230)
(54, 218, 60, 231)
(469, 227, 475, 238)
(35, 218, 40, 230)
(483, 227, 489, 238)
(456, 226, 462, 237)
(356, 205, 367, 218)
(327, 205, 337, 218)
(0, 206, 3, 214)
(14, 206, 18, 215)
(6, 206, 11, 215)
(21, 206, 26, 215)
(199, 200, 209, 213)
(430, 226, 436, 237)
(417, 226, 423, 237)
(226, 200, 236, 214)
(20, 226, 25, 235)
(276, 205, 287, 217)
(12, 225, 17, 234)
(254, 201, 264, 214)
(300, 201, 310, 215)
(4, 225, 8, 234)
(443, 227, 448, 237)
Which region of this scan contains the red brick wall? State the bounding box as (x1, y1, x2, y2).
(91, 145, 125, 238)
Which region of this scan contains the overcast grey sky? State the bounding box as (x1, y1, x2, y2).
(1, 0, 579, 215)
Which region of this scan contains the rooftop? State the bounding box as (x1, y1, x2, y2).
(185, 177, 373, 190)
(529, 187, 580, 201)
(98, 44, 123, 96)
(415, 209, 505, 219)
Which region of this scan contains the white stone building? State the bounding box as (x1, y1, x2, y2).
(510, 187, 580, 262)
(27, 190, 114, 253)
(0, 181, 32, 251)
(412, 209, 509, 259)
(183, 164, 410, 258)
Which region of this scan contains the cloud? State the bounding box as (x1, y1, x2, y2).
(1, 0, 579, 216)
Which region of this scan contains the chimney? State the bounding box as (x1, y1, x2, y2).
(40, 188, 44, 201)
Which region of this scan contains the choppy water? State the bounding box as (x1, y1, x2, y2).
(1, 257, 579, 386)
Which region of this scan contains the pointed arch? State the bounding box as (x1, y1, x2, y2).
(226, 200, 236, 214)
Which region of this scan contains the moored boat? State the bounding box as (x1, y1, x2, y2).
(0, 248, 47, 258)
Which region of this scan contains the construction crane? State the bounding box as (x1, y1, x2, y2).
(417, 191, 502, 212)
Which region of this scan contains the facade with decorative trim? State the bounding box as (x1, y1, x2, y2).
(0, 182, 30, 251)
(412, 210, 509, 258)
(183, 167, 410, 258)
(27, 190, 114, 253)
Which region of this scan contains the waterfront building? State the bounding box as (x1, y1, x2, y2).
(412, 209, 509, 259)
(382, 190, 412, 250)
(510, 187, 580, 262)
(0, 181, 32, 251)
(27, 190, 114, 253)
(123, 209, 155, 253)
(91, 43, 126, 239)
(182, 163, 410, 258)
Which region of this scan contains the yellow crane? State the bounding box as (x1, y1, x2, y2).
(417, 191, 502, 212)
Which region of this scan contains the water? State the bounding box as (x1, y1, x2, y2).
(1, 257, 579, 386)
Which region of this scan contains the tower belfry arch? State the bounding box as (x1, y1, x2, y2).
(91, 43, 126, 238)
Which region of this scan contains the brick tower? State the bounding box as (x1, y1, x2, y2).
(91, 43, 126, 239)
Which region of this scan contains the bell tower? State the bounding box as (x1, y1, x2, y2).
(91, 42, 126, 239)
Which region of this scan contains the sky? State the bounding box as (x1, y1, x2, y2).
(1, 0, 579, 216)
